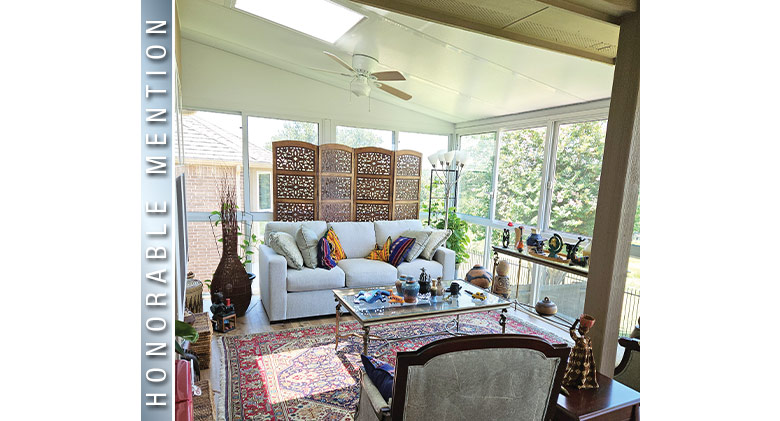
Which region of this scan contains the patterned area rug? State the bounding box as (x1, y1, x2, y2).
(218, 311, 568, 420)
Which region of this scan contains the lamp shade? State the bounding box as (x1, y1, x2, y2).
(427, 153, 439, 166)
(444, 151, 456, 164)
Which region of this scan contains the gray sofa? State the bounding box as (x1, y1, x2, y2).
(258, 219, 455, 322)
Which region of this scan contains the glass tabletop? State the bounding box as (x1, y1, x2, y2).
(333, 280, 511, 324)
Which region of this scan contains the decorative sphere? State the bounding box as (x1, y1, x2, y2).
(465, 265, 492, 289)
(496, 260, 510, 277)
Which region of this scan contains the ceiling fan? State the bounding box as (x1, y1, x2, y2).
(311, 51, 412, 101)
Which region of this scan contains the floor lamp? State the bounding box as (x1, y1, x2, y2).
(427, 150, 468, 231)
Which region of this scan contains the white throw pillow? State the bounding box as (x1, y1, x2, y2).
(419, 229, 452, 260)
(295, 226, 319, 269)
(268, 231, 304, 270)
(401, 229, 432, 262)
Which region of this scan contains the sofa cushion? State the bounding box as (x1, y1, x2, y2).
(397, 258, 444, 279)
(361, 354, 395, 402)
(367, 236, 392, 262)
(317, 236, 338, 269)
(337, 258, 397, 288)
(286, 266, 346, 292)
(268, 232, 304, 270)
(388, 236, 416, 267)
(419, 229, 452, 260)
(328, 222, 376, 258)
(265, 221, 327, 244)
(296, 226, 319, 269)
(401, 230, 432, 262)
(373, 220, 423, 248)
(325, 228, 347, 261)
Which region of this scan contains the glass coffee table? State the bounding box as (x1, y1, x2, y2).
(332, 280, 511, 355)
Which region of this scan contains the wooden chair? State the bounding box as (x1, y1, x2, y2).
(355, 334, 570, 421)
(614, 337, 640, 392)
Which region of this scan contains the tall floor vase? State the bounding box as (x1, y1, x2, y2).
(210, 223, 251, 316)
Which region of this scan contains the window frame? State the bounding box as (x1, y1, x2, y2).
(256, 170, 273, 213)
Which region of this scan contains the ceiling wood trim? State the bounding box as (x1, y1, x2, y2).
(348, 0, 618, 65)
(533, 0, 628, 24)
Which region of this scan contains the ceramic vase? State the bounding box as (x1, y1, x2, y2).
(465, 265, 492, 289)
(514, 226, 524, 252)
(402, 279, 419, 303)
(210, 222, 251, 316)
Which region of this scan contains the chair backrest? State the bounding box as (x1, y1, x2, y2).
(614, 337, 640, 392)
(390, 334, 570, 421)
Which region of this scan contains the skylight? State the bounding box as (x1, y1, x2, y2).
(234, 0, 365, 44)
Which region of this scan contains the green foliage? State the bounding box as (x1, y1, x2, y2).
(175, 320, 199, 355)
(271, 121, 318, 143)
(457, 133, 496, 218)
(494, 128, 546, 226)
(209, 206, 259, 266)
(427, 206, 471, 264)
(336, 126, 387, 148)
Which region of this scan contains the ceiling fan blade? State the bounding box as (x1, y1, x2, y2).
(308, 67, 353, 77)
(323, 51, 354, 72)
(371, 70, 406, 81)
(375, 82, 412, 101)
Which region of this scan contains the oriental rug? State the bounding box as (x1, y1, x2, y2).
(217, 311, 568, 420)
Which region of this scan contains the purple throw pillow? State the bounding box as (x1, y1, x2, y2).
(388, 236, 416, 267)
(361, 354, 394, 402)
(317, 236, 337, 270)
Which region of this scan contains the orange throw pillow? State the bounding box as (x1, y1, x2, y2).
(367, 236, 392, 262)
(325, 228, 347, 261)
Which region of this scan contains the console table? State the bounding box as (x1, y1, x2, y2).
(492, 246, 588, 277)
(554, 372, 640, 420)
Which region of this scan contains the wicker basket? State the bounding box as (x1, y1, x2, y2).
(193, 380, 215, 421)
(186, 279, 204, 313)
(189, 312, 213, 369)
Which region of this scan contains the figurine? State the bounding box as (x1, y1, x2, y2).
(446, 282, 461, 295)
(532, 240, 546, 255)
(502, 223, 512, 248)
(418, 268, 432, 295)
(469, 291, 486, 300)
(566, 237, 590, 267)
(548, 234, 564, 258)
(562, 314, 599, 389)
(210, 292, 234, 318)
(354, 289, 391, 304)
(388, 293, 404, 304)
(515, 225, 524, 252)
(526, 228, 542, 248)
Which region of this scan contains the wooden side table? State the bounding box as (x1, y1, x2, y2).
(554, 372, 640, 420)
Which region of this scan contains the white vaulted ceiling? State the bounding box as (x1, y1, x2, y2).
(177, 0, 615, 123)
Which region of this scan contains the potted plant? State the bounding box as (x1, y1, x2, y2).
(430, 206, 471, 272)
(206, 175, 257, 317)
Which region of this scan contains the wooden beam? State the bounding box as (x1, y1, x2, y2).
(347, 0, 616, 65)
(534, 0, 621, 24)
(582, 10, 640, 376)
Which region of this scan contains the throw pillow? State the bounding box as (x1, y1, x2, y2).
(295, 226, 319, 269)
(419, 229, 452, 260)
(361, 354, 394, 402)
(401, 230, 432, 262)
(317, 236, 337, 270)
(367, 236, 392, 262)
(388, 236, 416, 267)
(325, 228, 347, 261)
(268, 232, 304, 270)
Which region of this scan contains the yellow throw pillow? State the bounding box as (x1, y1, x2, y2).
(367, 236, 392, 262)
(326, 228, 347, 261)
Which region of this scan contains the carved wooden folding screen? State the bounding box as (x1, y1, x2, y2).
(392, 150, 423, 220)
(354, 147, 394, 222)
(272, 141, 318, 221)
(318, 144, 354, 222)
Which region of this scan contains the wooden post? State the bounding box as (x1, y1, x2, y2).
(583, 11, 640, 376)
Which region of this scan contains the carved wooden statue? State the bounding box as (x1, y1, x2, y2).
(562, 314, 599, 389)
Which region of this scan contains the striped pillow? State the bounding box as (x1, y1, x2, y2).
(388, 236, 416, 267)
(367, 236, 392, 262)
(326, 228, 347, 261)
(317, 236, 337, 270)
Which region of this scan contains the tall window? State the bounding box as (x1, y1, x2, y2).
(336, 125, 392, 149)
(548, 120, 607, 237)
(248, 116, 318, 212)
(176, 109, 244, 286)
(398, 131, 449, 217)
(458, 133, 496, 218)
(495, 127, 546, 226)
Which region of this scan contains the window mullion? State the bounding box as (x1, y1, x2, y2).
(539, 121, 558, 232)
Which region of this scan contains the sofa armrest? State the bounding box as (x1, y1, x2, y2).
(433, 247, 456, 280)
(258, 244, 288, 321)
(355, 370, 391, 421)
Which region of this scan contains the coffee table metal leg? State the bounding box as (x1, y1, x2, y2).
(363, 326, 370, 355)
(499, 308, 508, 334)
(335, 299, 342, 350)
(456, 314, 460, 332)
